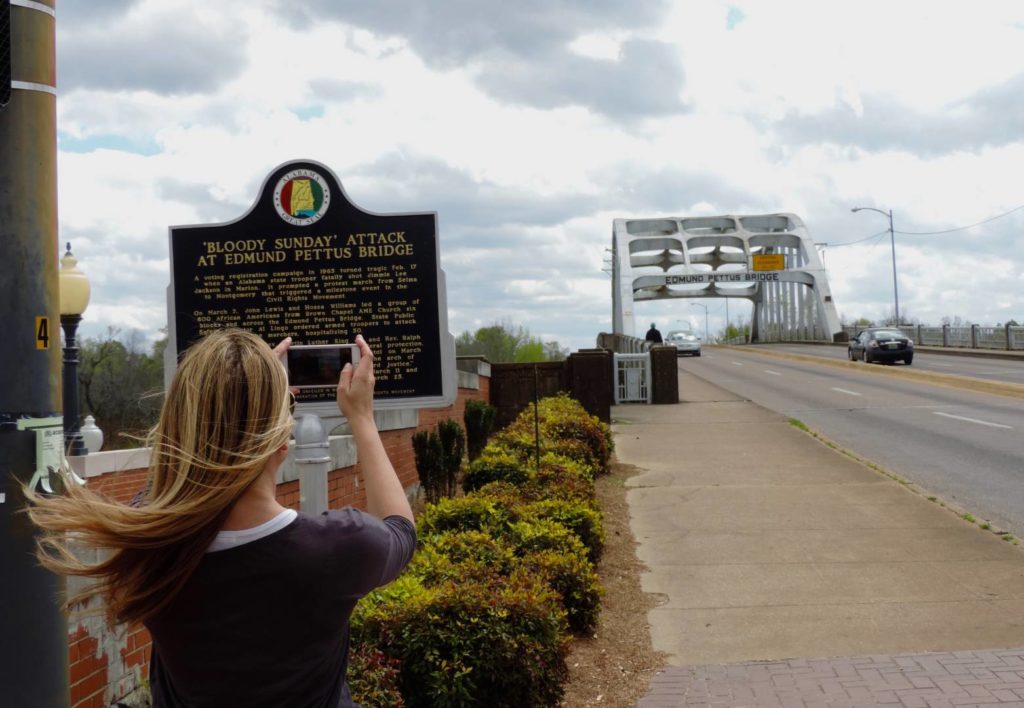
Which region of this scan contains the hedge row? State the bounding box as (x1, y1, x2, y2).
(351, 394, 614, 707)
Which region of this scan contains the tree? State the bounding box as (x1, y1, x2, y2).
(455, 318, 568, 362)
(720, 321, 750, 343)
(78, 328, 166, 450)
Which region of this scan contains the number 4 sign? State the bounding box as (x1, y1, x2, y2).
(35, 316, 50, 349)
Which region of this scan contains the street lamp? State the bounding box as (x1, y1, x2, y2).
(58, 243, 91, 456)
(690, 302, 709, 342)
(851, 206, 899, 325)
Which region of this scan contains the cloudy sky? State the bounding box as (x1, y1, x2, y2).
(56, 0, 1024, 351)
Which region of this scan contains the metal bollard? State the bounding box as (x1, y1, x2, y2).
(292, 414, 330, 516)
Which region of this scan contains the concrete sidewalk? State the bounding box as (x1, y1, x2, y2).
(617, 371, 1024, 706)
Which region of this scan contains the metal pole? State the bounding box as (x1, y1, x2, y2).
(888, 209, 900, 325)
(61, 314, 85, 456)
(533, 365, 540, 472)
(0, 1, 70, 705)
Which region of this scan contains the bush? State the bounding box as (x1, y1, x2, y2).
(347, 645, 405, 707)
(492, 394, 613, 475)
(357, 394, 614, 705)
(414, 420, 467, 503)
(504, 519, 602, 635)
(437, 419, 466, 498)
(522, 499, 604, 564)
(461, 446, 530, 493)
(464, 399, 497, 462)
(520, 549, 602, 634)
(416, 493, 517, 537)
(410, 530, 514, 585)
(354, 571, 570, 707)
(411, 429, 445, 504)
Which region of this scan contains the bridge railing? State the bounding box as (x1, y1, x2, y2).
(595, 332, 653, 353)
(840, 324, 1024, 351)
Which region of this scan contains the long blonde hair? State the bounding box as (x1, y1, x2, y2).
(27, 329, 294, 625)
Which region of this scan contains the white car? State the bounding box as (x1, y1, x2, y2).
(666, 331, 701, 357)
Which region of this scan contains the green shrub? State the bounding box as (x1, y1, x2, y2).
(411, 530, 515, 585)
(461, 445, 530, 493)
(464, 399, 497, 462)
(416, 493, 517, 537)
(522, 499, 604, 564)
(504, 518, 602, 635)
(354, 571, 570, 708)
(412, 429, 445, 504)
(347, 644, 405, 707)
(437, 419, 466, 498)
(521, 549, 602, 634)
(533, 453, 598, 502)
(492, 394, 613, 475)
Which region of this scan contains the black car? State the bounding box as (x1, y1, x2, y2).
(848, 328, 914, 365)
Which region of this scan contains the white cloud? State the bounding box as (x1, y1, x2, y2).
(49, 0, 1024, 353)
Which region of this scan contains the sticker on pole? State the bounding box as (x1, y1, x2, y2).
(35, 316, 50, 349)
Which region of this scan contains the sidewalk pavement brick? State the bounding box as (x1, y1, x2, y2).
(638, 649, 1024, 707)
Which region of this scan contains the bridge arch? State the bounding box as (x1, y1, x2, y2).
(611, 213, 842, 342)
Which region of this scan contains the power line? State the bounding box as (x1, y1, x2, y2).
(896, 203, 1024, 236)
(830, 202, 1024, 247)
(828, 229, 888, 247)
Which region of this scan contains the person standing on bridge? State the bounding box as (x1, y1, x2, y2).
(645, 322, 663, 344)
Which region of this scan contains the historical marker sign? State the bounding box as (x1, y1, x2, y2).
(167, 159, 456, 415)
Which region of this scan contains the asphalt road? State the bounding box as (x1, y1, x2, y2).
(678, 347, 1024, 538)
(757, 342, 1024, 385)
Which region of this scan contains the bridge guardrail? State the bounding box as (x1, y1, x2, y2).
(840, 324, 1023, 351)
(596, 332, 653, 353)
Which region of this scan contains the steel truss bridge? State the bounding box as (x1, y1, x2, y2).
(611, 213, 842, 343)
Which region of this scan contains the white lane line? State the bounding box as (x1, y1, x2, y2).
(933, 411, 1012, 429)
(731, 361, 745, 366)
(930, 362, 954, 367)
(831, 387, 862, 396)
(764, 370, 782, 376)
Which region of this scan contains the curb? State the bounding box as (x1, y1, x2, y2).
(717, 345, 1024, 402)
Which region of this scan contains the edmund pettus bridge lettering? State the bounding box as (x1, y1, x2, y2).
(664, 271, 781, 285)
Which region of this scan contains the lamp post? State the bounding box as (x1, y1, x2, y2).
(58, 243, 91, 456)
(851, 206, 899, 325)
(690, 302, 709, 342)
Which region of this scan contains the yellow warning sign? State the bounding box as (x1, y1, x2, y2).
(752, 254, 785, 271)
(35, 317, 51, 349)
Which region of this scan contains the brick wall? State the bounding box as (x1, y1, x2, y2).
(68, 374, 489, 707)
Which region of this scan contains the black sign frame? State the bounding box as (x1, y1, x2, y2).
(166, 159, 456, 418)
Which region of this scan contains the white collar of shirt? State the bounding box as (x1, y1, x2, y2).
(207, 509, 298, 553)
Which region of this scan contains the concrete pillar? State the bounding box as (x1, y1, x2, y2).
(649, 345, 679, 404)
(568, 349, 613, 423)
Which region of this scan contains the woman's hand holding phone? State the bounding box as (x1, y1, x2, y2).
(337, 335, 375, 425)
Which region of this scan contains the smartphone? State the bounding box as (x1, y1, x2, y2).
(286, 344, 360, 389)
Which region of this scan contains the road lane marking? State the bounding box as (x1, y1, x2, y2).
(930, 362, 954, 367)
(831, 387, 862, 396)
(933, 411, 1012, 429)
(731, 361, 745, 366)
(764, 370, 782, 376)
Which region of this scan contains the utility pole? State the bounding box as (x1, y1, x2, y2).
(0, 1, 71, 705)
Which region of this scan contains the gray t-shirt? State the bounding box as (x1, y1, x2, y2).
(146, 509, 416, 707)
